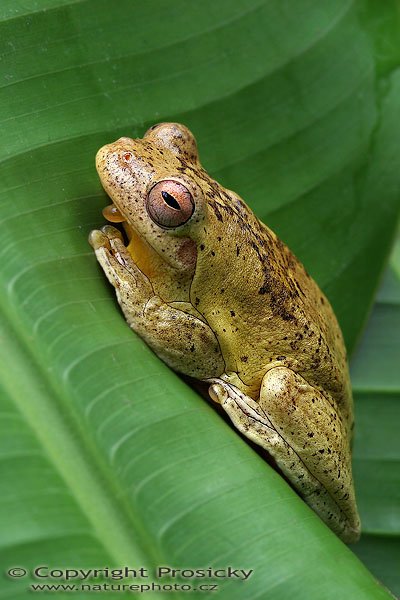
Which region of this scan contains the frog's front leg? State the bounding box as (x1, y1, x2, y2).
(208, 367, 360, 543)
(89, 226, 224, 379)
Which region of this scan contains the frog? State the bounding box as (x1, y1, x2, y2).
(89, 122, 360, 543)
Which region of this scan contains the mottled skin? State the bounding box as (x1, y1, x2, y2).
(89, 123, 360, 543)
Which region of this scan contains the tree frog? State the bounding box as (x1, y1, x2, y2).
(89, 123, 360, 543)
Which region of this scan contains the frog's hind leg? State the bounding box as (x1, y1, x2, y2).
(208, 367, 360, 543)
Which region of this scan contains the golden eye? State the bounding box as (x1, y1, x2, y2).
(146, 180, 194, 228)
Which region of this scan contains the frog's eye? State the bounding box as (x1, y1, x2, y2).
(146, 180, 194, 228)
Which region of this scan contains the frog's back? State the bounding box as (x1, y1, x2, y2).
(191, 183, 353, 428)
(245, 218, 352, 424)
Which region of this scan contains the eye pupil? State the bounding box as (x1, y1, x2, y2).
(147, 180, 194, 229)
(161, 190, 181, 210)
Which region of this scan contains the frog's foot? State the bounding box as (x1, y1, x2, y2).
(89, 225, 154, 308)
(208, 378, 294, 466)
(89, 226, 224, 378)
(208, 368, 360, 543)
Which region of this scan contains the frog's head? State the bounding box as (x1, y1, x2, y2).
(96, 122, 258, 302)
(96, 123, 207, 277)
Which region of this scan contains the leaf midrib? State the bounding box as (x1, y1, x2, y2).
(0, 299, 168, 591)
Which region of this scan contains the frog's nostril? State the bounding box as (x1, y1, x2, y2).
(118, 136, 134, 143)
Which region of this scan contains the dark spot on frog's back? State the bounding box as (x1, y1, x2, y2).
(259, 280, 295, 322)
(273, 304, 295, 322)
(209, 201, 224, 222)
(259, 285, 270, 295)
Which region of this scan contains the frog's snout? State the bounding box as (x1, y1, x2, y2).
(95, 140, 138, 214)
(95, 144, 110, 173)
(96, 137, 138, 172)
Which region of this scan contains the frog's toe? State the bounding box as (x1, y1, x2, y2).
(88, 229, 111, 251)
(100, 224, 124, 241)
(208, 382, 229, 404)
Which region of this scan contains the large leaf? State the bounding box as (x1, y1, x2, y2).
(1, 1, 399, 598)
(350, 231, 400, 597)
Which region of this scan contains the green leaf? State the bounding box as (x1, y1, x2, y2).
(350, 231, 400, 596)
(1, 1, 399, 598)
